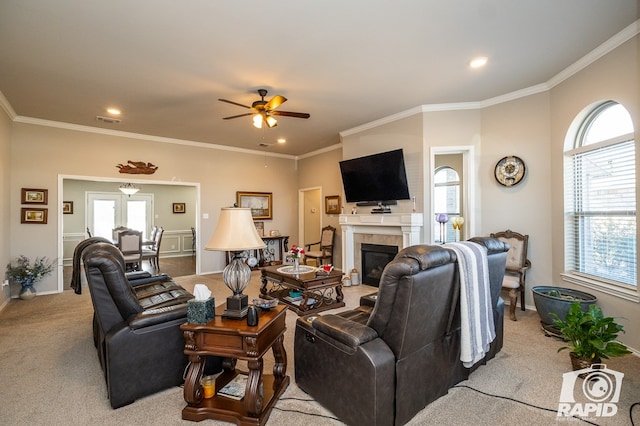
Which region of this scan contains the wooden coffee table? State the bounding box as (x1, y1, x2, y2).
(181, 304, 289, 425)
(260, 265, 345, 315)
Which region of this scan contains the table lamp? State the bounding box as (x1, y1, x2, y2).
(205, 207, 266, 318)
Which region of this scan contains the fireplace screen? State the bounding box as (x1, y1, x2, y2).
(361, 243, 399, 287)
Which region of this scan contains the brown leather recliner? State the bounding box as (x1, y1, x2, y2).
(294, 238, 508, 426)
(81, 243, 218, 408)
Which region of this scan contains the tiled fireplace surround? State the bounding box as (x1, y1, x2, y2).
(339, 213, 424, 275)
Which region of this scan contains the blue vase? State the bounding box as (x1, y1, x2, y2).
(19, 280, 36, 300)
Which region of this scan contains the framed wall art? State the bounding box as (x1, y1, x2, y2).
(21, 188, 48, 205)
(62, 201, 74, 214)
(21, 208, 48, 224)
(254, 221, 264, 237)
(325, 195, 341, 215)
(236, 191, 273, 220)
(173, 203, 186, 214)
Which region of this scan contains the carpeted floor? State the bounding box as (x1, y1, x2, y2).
(0, 271, 638, 425)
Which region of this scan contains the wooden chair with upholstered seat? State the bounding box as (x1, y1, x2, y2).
(304, 225, 336, 266)
(490, 229, 531, 321)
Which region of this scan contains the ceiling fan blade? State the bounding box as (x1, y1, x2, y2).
(265, 95, 287, 111)
(218, 98, 252, 109)
(271, 110, 310, 119)
(222, 113, 254, 120)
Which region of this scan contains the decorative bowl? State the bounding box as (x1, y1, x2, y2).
(252, 298, 279, 310)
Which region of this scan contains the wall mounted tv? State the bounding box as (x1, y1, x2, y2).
(339, 149, 410, 211)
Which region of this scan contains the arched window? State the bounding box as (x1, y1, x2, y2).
(564, 101, 636, 294)
(434, 166, 460, 243)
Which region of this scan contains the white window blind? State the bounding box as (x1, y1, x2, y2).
(565, 139, 636, 286)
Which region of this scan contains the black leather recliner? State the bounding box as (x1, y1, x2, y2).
(81, 242, 196, 408)
(294, 238, 508, 426)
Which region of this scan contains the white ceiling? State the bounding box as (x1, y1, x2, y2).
(0, 1, 638, 156)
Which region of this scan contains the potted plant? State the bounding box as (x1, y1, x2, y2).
(5, 255, 55, 300)
(552, 302, 631, 373)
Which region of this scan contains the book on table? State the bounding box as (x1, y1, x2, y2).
(217, 374, 247, 400)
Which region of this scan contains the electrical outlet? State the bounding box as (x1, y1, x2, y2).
(2, 279, 8, 287)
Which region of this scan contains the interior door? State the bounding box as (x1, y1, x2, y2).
(87, 192, 153, 240)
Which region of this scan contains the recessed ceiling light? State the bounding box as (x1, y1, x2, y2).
(277, 138, 286, 144)
(469, 57, 488, 69)
(106, 108, 121, 115)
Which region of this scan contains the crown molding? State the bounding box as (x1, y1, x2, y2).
(0, 91, 16, 119)
(12, 116, 296, 159)
(548, 19, 639, 89)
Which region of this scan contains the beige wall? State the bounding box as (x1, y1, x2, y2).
(9, 123, 299, 296)
(480, 92, 552, 315)
(0, 106, 11, 308)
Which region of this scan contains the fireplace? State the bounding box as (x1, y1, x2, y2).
(361, 243, 398, 287)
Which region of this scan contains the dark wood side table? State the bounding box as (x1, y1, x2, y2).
(181, 304, 289, 425)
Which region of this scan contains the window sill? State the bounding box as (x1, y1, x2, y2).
(561, 273, 639, 303)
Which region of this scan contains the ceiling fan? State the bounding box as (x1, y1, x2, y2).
(219, 89, 310, 128)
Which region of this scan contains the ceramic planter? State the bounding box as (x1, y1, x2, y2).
(531, 286, 597, 332)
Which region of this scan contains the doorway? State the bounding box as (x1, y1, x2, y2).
(58, 175, 200, 292)
(298, 187, 322, 251)
(430, 146, 476, 243)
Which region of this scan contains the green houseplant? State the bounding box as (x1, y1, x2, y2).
(552, 302, 631, 371)
(5, 255, 55, 300)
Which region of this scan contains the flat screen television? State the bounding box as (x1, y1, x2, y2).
(339, 149, 411, 207)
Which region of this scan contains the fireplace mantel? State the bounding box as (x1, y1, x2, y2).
(340, 213, 423, 273)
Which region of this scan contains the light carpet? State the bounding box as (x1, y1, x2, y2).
(0, 271, 638, 426)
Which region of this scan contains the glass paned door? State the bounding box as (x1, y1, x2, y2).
(87, 192, 153, 240)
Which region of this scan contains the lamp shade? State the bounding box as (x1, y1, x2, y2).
(205, 207, 266, 251)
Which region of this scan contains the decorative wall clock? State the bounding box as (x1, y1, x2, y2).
(494, 155, 526, 187)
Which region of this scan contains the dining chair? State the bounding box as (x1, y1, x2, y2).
(112, 225, 129, 242)
(118, 229, 143, 272)
(304, 225, 336, 266)
(142, 227, 164, 271)
(490, 229, 531, 321)
(191, 227, 196, 257)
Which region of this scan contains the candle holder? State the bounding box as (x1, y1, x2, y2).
(436, 213, 449, 244)
(451, 216, 465, 242)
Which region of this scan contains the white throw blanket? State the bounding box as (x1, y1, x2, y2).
(445, 241, 495, 367)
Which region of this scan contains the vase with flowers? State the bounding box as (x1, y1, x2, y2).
(289, 245, 305, 274)
(5, 255, 55, 300)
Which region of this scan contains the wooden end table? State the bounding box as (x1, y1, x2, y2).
(260, 265, 345, 315)
(181, 304, 289, 425)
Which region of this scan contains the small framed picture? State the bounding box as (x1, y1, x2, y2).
(254, 221, 264, 237)
(21, 208, 48, 224)
(325, 195, 341, 215)
(173, 203, 186, 214)
(62, 201, 74, 214)
(21, 188, 48, 205)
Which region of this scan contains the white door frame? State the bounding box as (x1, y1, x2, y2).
(57, 174, 200, 293)
(429, 146, 476, 243)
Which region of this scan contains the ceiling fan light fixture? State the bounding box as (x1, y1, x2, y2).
(265, 115, 278, 128)
(252, 115, 263, 128)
